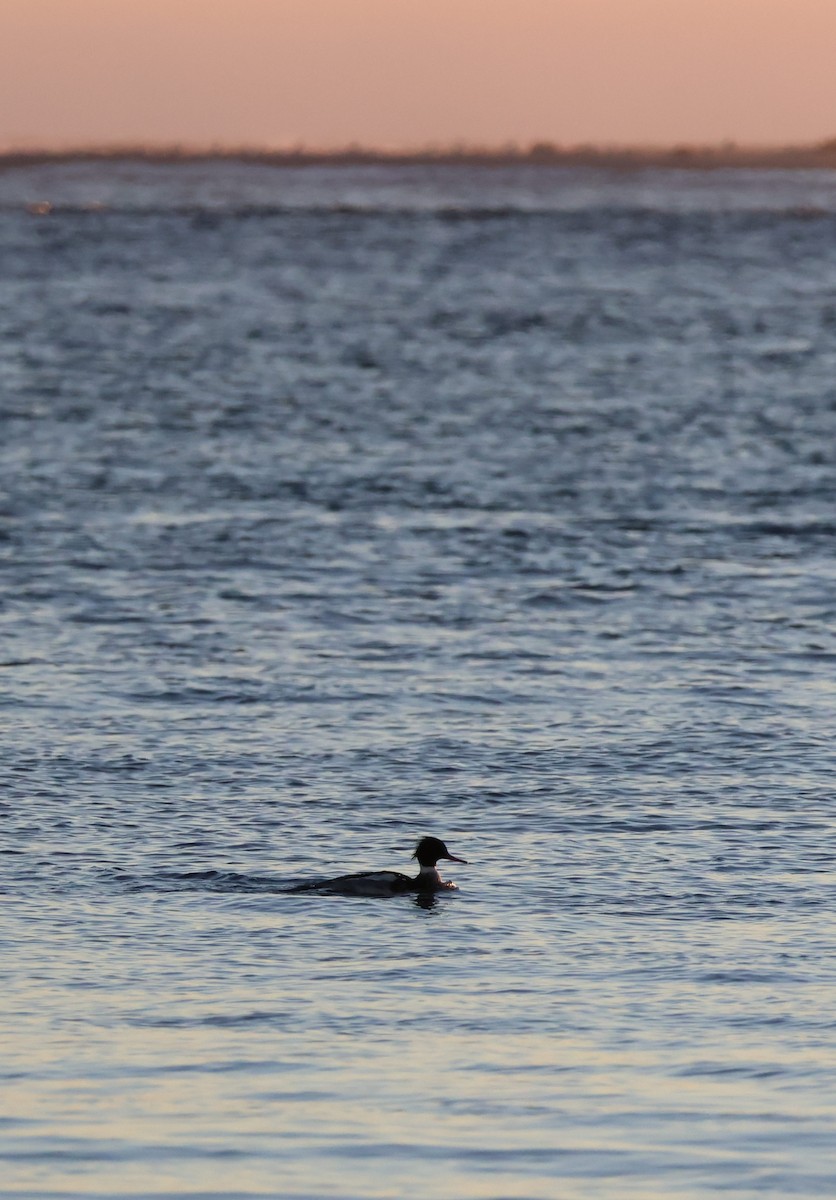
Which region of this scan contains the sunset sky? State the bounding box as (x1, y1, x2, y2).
(3, 0, 836, 149)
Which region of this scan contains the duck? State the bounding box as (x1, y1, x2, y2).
(288, 836, 468, 897)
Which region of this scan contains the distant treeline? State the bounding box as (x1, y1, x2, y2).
(4, 141, 836, 169)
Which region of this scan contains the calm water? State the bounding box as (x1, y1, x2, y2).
(2, 161, 836, 1199)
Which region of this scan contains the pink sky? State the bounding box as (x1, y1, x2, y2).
(3, 0, 836, 149)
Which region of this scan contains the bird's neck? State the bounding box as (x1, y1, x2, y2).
(416, 863, 441, 884)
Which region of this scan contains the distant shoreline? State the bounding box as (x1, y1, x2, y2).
(3, 141, 836, 171)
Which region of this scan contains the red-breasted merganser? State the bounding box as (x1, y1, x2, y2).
(288, 836, 468, 897)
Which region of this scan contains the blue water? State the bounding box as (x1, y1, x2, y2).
(2, 160, 836, 1199)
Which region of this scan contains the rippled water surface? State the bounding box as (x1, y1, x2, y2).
(2, 161, 836, 1199)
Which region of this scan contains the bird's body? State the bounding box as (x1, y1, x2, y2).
(288, 836, 467, 897)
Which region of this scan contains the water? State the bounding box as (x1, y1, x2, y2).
(2, 160, 836, 1199)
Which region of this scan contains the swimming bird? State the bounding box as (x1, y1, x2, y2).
(288, 836, 468, 897)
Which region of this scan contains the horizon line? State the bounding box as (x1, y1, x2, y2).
(3, 139, 836, 170)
